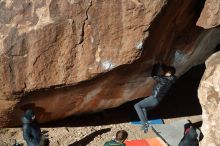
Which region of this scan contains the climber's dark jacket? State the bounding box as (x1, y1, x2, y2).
(152, 75, 176, 101)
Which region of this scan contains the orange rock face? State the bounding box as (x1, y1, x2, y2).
(198, 51, 220, 146)
(0, 0, 219, 127)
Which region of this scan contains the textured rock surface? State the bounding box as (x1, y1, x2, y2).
(197, 0, 220, 29)
(0, 0, 162, 93)
(198, 51, 220, 146)
(0, 0, 165, 126)
(0, 0, 220, 127)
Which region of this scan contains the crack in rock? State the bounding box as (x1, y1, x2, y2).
(78, 0, 92, 45)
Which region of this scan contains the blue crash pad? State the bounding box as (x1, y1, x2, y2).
(130, 119, 164, 125)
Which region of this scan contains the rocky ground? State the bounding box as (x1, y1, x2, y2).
(0, 115, 201, 146)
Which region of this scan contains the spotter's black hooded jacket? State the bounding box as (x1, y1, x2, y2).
(21, 114, 41, 146)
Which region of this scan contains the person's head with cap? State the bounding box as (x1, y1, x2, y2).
(24, 109, 36, 121)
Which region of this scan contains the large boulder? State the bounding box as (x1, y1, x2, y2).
(198, 51, 220, 146)
(0, 0, 219, 127)
(197, 0, 220, 29)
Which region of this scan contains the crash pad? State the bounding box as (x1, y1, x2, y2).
(125, 137, 167, 146)
(152, 119, 190, 146)
(130, 119, 164, 125)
